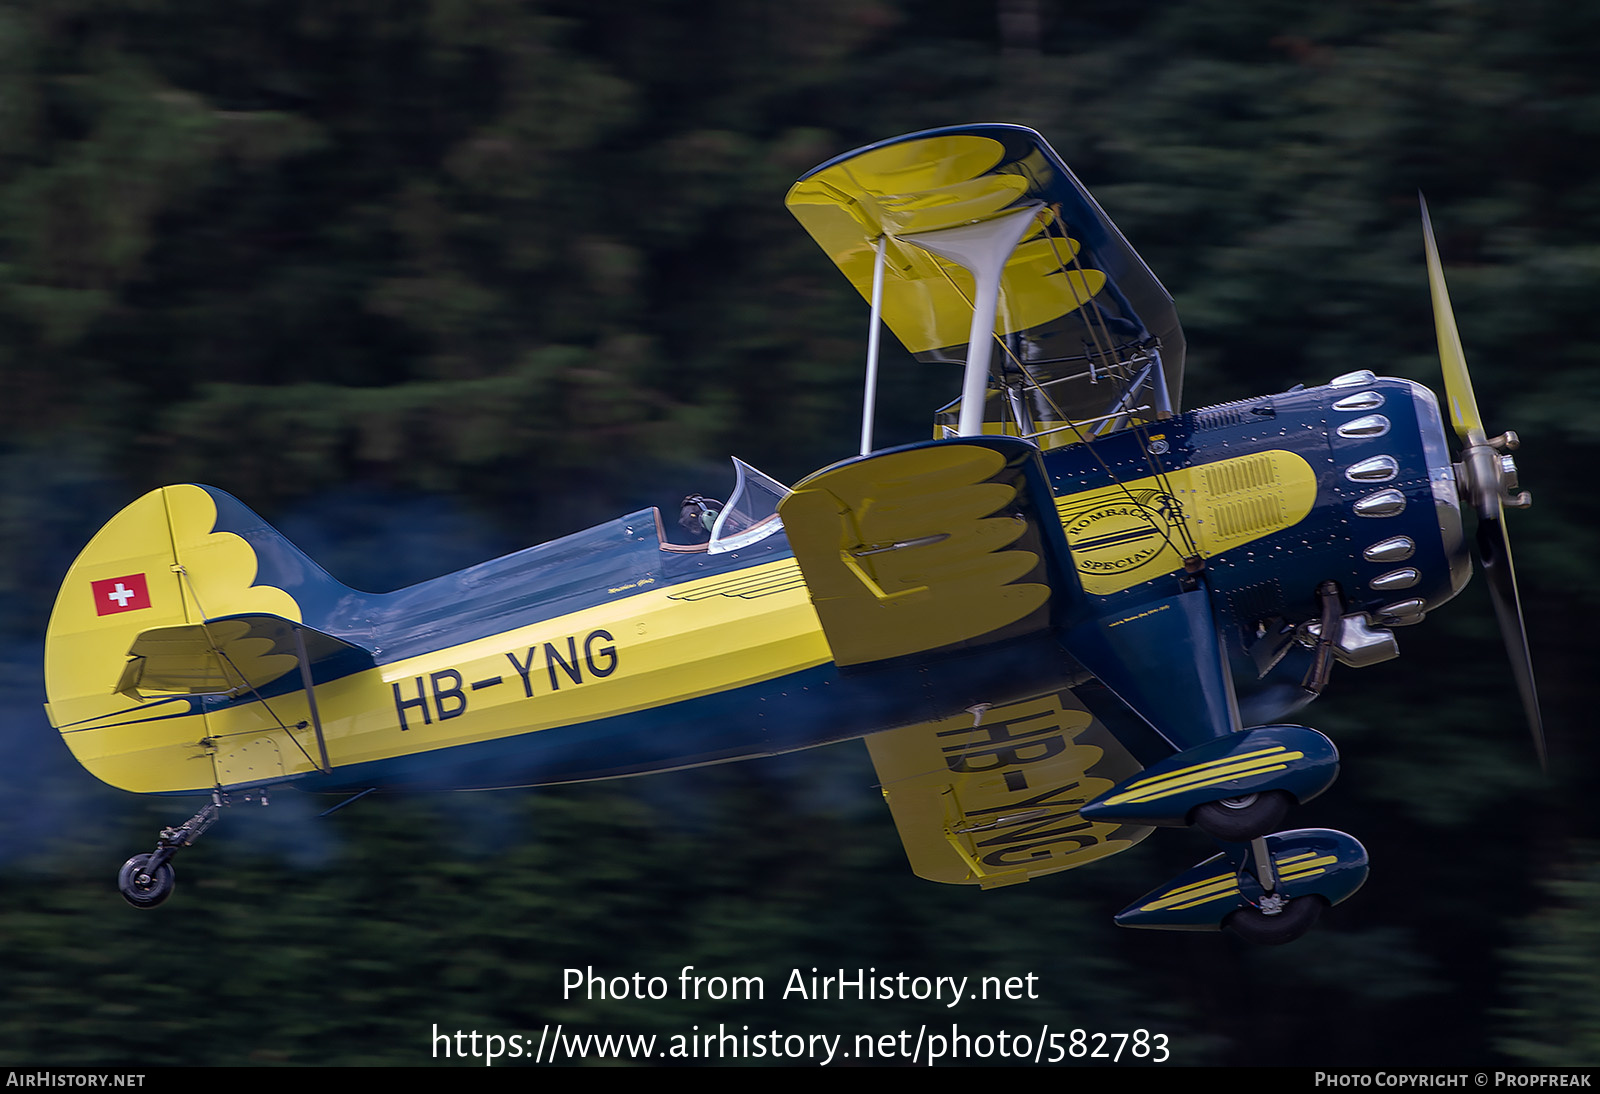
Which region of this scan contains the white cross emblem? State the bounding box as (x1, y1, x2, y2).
(107, 583, 136, 608)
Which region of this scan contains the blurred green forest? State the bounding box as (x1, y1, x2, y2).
(3, 0, 1598, 1067)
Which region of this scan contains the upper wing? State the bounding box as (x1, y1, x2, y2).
(786, 124, 1184, 434)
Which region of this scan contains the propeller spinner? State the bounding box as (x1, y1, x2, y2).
(1419, 196, 1546, 771)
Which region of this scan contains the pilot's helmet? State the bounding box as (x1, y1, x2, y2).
(679, 494, 722, 540)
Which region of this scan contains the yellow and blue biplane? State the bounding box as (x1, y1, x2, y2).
(44, 125, 1541, 943)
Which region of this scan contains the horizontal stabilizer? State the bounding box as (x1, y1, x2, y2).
(116, 614, 373, 699)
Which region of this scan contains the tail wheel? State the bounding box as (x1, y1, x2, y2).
(1224, 894, 1326, 945)
(1188, 789, 1293, 842)
(117, 854, 175, 909)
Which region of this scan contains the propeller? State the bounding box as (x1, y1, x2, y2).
(1419, 196, 1546, 771)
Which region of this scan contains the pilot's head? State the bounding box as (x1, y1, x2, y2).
(679, 494, 722, 541)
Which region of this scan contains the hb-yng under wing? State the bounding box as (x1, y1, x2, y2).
(866, 689, 1151, 886)
(786, 124, 1185, 427)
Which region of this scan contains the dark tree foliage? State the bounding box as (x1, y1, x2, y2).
(2, 0, 1595, 1067)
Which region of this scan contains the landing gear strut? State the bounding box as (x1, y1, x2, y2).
(1223, 835, 1325, 945)
(116, 792, 230, 908)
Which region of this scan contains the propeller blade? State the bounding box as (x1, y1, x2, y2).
(1420, 196, 1546, 770)
(1419, 195, 1486, 445)
(1475, 509, 1548, 773)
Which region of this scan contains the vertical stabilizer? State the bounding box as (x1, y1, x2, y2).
(44, 485, 346, 794)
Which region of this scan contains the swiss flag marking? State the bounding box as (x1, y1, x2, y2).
(92, 573, 152, 616)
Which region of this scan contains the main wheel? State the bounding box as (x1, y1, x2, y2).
(1224, 894, 1326, 945)
(1188, 789, 1294, 842)
(117, 853, 175, 909)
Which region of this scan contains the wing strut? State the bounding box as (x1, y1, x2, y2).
(901, 204, 1044, 436)
(860, 234, 889, 455)
(292, 624, 333, 774)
